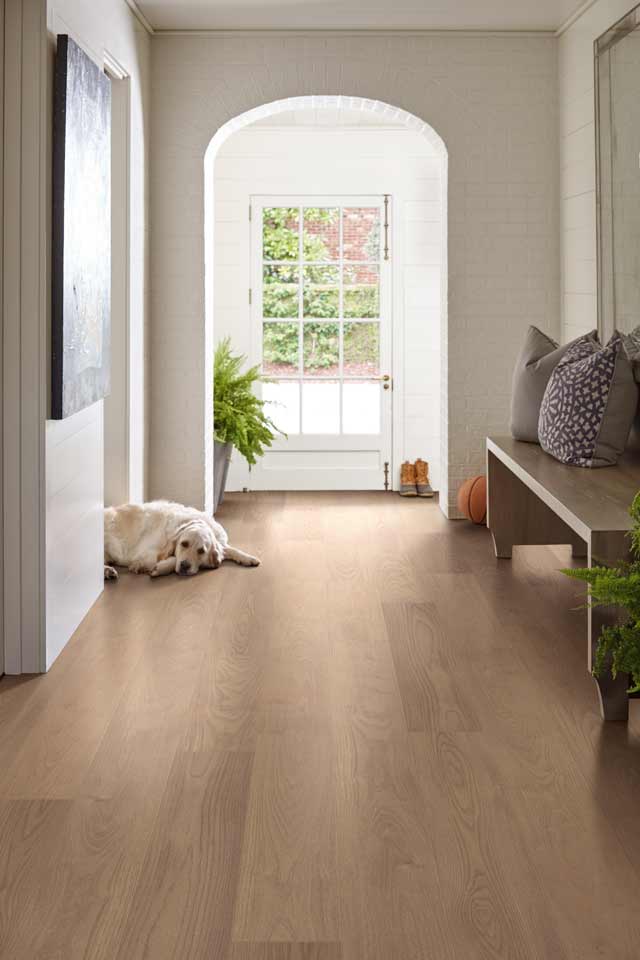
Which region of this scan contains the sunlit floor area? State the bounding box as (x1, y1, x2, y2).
(1, 492, 640, 958)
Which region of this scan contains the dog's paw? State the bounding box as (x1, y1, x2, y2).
(128, 561, 150, 575)
(104, 565, 119, 581)
(247, 556, 260, 567)
(149, 566, 160, 578)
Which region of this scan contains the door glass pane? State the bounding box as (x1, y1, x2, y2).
(342, 381, 380, 434)
(303, 207, 339, 261)
(262, 322, 299, 375)
(343, 207, 380, 261)
(343, 322, 379, 376)
(262, 380, 300, 434)
(303, 322, 339, 376)
(263, 265, 299, 318)
(262, 207, 299, 261)
(302, 381, 340, 433)
(303, 265, 339, 318)
(343, 264, 379, 318)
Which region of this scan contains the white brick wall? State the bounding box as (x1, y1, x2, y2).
(559, 0, 634, 343)
(149, 34, 559, 517)
(214, 124, 444, 493)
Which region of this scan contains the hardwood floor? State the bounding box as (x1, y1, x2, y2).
(2, 491, 640, 958)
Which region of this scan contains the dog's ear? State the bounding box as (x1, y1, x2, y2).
(163, 521, 189, 559)
(159, 526, 187, 561)
(157, 537, 176, 561)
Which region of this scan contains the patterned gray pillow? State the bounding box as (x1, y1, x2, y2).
(538, 332, 637, 467)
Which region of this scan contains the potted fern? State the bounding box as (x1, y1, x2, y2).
(213, 338, 283, 511)
(563, 492, 640, 692)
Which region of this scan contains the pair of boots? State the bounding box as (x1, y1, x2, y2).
(400, 459, 434, 498)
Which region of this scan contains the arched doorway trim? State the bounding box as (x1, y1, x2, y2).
(204, 95, 448, 512)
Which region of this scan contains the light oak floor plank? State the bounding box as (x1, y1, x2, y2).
(0, 493, 640, 959)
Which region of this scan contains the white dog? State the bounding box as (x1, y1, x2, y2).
(104, 500, 259, 580)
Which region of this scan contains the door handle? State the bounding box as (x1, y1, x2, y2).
(375, 374, 392, 390)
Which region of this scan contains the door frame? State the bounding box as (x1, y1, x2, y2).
(2, 0, 48, 673)
(103, 58, 132, 507)
(249, 193, 395, 491)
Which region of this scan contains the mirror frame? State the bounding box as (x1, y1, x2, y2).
(595, 3, 640, 341)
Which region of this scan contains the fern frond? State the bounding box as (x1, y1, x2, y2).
(562, 490, 640, 690)
(213, 337, 285, 465)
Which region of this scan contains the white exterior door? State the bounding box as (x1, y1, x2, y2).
(250, 196, 392, 491)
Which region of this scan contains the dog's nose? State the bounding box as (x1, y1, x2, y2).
(179, 560, 190, 573)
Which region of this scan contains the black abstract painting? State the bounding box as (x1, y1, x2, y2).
(52, 35, 111, 420)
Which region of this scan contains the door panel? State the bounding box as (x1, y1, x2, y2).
(251, 196, 392, 491)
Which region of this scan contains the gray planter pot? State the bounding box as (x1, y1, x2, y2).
(213, 440, 233, 513)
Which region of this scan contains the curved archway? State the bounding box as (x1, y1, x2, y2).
(204, 95, 448, 512)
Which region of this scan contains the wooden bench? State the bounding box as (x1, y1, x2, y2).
(487, 436, 640, 722)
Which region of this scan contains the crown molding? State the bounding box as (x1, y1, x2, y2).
(555, 0, 601, 37)
(124, 0, 155, 34)
(151, 27, 556, 39)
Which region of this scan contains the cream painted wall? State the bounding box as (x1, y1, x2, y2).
(149, 34, 559, 517)
(45, 0, 150, 668)
(559, 0, 633, 343)
(214, 124, 443, 493)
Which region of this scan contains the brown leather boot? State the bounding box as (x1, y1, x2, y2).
(415, 459, 434, 498)
(399, 461, 418, 496)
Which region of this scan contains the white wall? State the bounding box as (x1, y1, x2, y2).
(559, 0, 633, 342)
(45, 0, 150, 669)
(214, 123, 443, 492)
(149, 34, 559, 517)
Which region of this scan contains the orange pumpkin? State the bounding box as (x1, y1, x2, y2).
(457, 475, 487, 525)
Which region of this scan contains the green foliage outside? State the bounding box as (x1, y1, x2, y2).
(261, 208, 380, 367)
(262, 206, 335, 262)
(213, 337, 283, 465)
(563, 491, 640, 692)
(303, 323, 339, 371)
(343, 322, 380, 369)
(263, 321, 379, 373)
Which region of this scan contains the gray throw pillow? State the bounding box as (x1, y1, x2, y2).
(510, 326, 597, 443)
(538, 332, 637, 467)
(621, 324, 640, 382)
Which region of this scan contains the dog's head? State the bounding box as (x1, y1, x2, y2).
(172, 519, 223, 576)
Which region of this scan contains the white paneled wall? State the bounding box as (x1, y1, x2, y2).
(45, 406, 104, 669)
(559, 0, 634, 342)
(45, 0, 150, 669)
(214, 124, 443, 492)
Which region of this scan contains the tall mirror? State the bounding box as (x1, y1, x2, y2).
(596, 4, 640, 340)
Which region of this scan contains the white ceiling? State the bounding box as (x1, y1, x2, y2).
(136, 0, 587, 33)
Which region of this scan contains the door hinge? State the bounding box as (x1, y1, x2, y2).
(384, 461, 390, 491)
(249, 288, 252, 305)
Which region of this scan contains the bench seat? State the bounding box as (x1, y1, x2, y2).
(487, 436, 640, 721)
